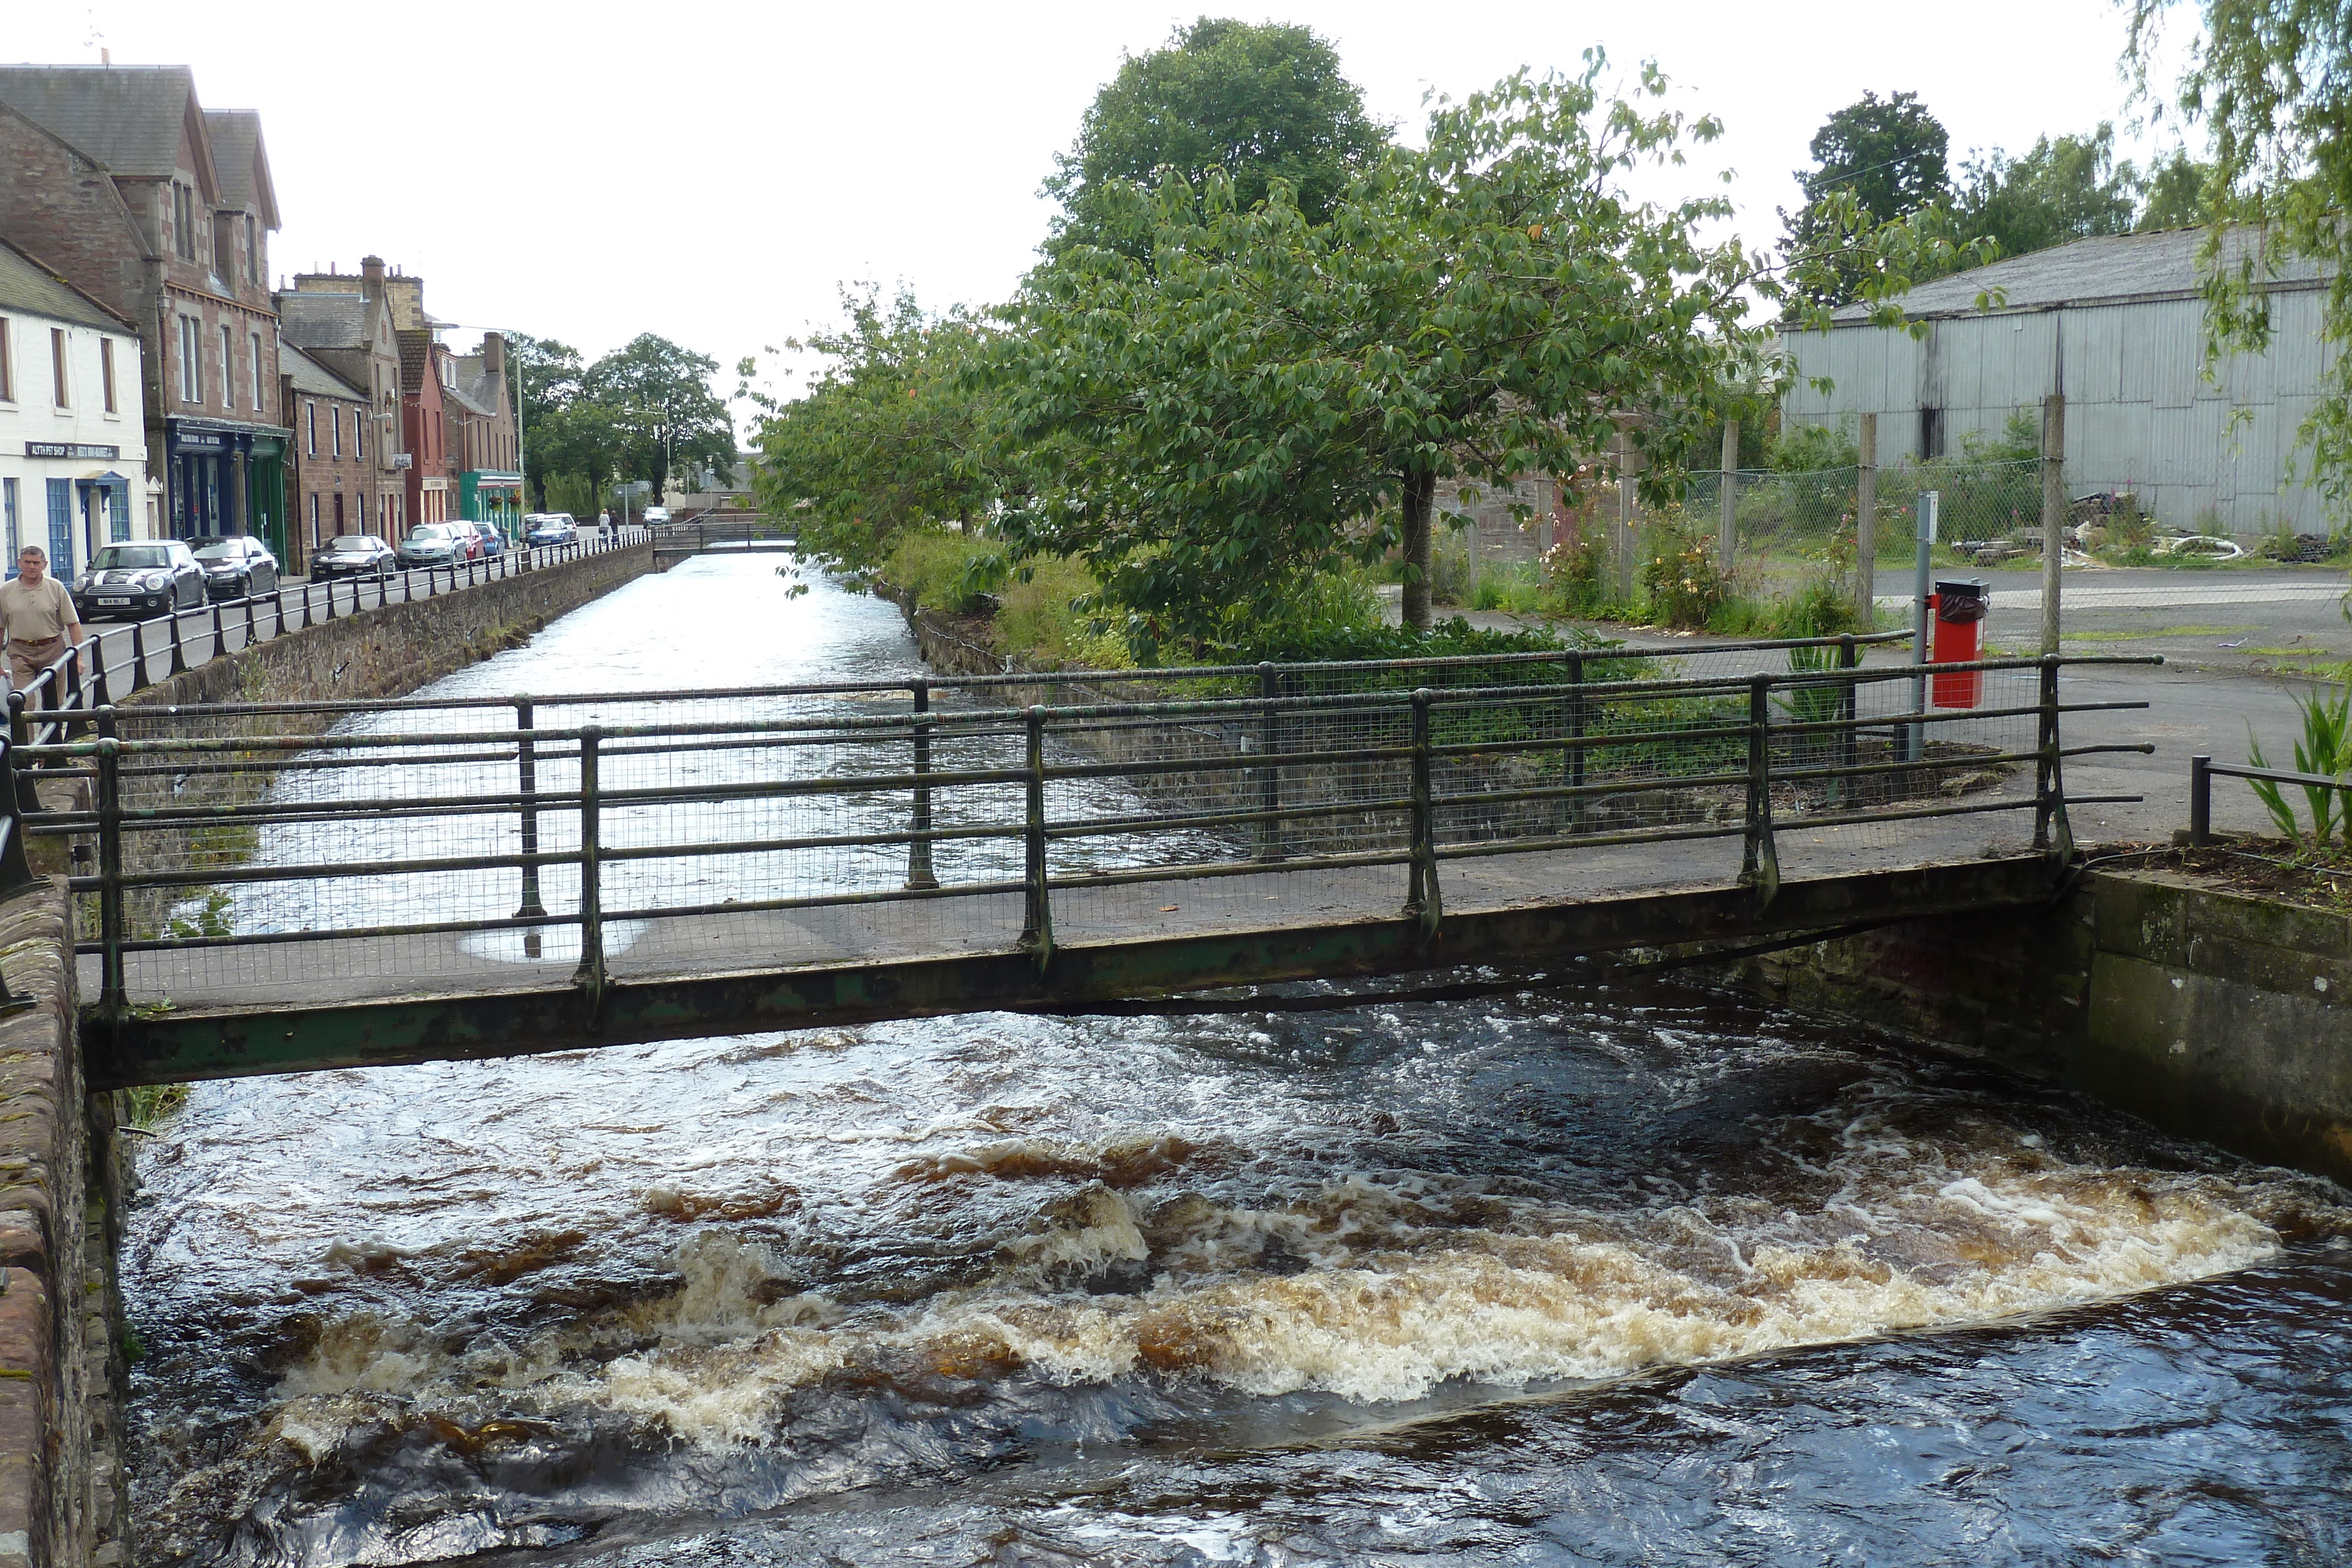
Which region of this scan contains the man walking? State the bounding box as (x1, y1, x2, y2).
(1, 546, 83, 693)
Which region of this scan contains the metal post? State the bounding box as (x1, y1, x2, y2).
(2034, 656, 2073, 860)
(514, 697, 545, 928)
(1613, 430, 1641, 604)
(1740, 674, 1780, 902)
(1255, 662, 1283, 862)
(904, 681, 938, 890)
(573, 724, 606, 1010)
(211, 601, 226, 661)
(1718, 417, 1739, 574)
(1405, 687, 1441, 938)
(95, 710, 123, 1014)
(1019, 705, 1053, 964)
(167, 608, 186, 675)
(131, 619, 149, 691)
(273, 587, 286, 638)
(1834, 633, 1859, 809)
(1561, 650, 1586, 834)
(244, 591, 258, 647)
(1907, 490, 1937, 763)
(0, 694, 39, 850)
(1856, 412, 1878, 626)
(2041, 392, 2066, 655)
(2189, 754, 2212, 847)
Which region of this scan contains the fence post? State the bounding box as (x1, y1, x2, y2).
(131, 619, 149, 691)
(1907, 490, 1937, 763)
(904, 680, 938, 890)
(1561, 650, 1586, 835)
(1833, 633, 1859, 810)
(95, 709, 124, 1015)
(167, 607, 186, 676)
(2189, 754, 2212, 847)
(1019, 705, 1053, 965)
(1718, 417, 1739, 574)
(2041, 392, 2066, 656)
(273, 587, 286, 638)
(2033, 657, 2073, 861)
(1856, 413, 1878, 626)
(0, 696, 39, 876)
(1404, 688, 1441, 938)
(514, 698, 546, 943)
(211, 601, 226, 661)
(1255, 662, 1284, 862)
(1613, 427, 1642, 604)
(1740, 674, 1780, 902)
(573, 724, 606, 1014)
(5, 693, 37, 817)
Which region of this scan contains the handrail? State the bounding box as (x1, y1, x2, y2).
(2187, 753, 2352, 844)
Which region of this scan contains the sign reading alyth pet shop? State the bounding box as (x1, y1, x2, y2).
(24, 441, 121, 460)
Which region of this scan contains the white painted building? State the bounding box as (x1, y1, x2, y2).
(0, 234, 155, 576)
(1779, 228, 2338, 534)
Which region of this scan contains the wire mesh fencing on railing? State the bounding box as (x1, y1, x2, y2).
(13, 656, 2153, 1018)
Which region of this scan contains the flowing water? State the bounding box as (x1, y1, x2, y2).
(123, 557, 2352, 1566)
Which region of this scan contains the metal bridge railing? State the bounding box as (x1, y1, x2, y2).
(8, 655, 2154, 1021)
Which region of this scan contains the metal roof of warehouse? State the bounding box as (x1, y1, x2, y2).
(1824, 227, 2332, 325)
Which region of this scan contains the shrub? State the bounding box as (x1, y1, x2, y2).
(1638, 513, 1729, 630)
(2249, 683, 2352, 845)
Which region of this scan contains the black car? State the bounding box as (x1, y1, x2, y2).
(309, 533, 398, 580)
(194, 536, 281, 600)
(74, 540, 205, 620)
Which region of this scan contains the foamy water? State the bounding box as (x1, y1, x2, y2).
(120, 560, 2352, 1566)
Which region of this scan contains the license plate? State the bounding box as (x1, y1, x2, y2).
(98, 596, 129, 606)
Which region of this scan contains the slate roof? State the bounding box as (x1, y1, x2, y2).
(201, 109, 278, 226)
(278, 290, 372, 350)
(0, 235, 136, 330)
(0, 65, 205, 182)
(280, 341, 365, 402)
(1828, 227, 2336, 324)
(442, 379, 493, 417)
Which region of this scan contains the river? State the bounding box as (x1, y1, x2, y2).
(122, 556, 2352, 1566)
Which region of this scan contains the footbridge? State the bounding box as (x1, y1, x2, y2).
(6, 640, 2155, 1086)
(650, 518, 797, 570)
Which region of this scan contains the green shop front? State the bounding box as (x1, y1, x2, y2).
(460, 469, 524, 539)
(166, 417, 292, 561)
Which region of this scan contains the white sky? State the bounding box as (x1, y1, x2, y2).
(14, 0, 2198, 426)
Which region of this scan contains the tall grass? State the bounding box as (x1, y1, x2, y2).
(2249, 683, 2352, 845)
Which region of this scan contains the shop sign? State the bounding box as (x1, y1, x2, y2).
(172, 430, 226, 452)
(24, 441, 119, 460)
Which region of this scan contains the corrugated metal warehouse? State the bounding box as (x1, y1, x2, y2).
(1779, 228, 2337, 533)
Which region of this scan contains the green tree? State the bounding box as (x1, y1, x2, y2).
(583, 335, 737, 501)
(992, 59, 1962, 654)
(1951, 124, 2142, 260)
(530, 397, 626, 514)
(2136, 148, 2216, 229)
(509, 333, 584, 511)
(2131, 0, 2349, 510)
(1045, 16, 1390, 254)
(1780, 91, 1952, 305)
(747, 288, 1004, 573)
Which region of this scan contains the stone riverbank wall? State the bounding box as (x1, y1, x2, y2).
(0, 541, 653, 1566)
(1723, 868, 2352, 1185)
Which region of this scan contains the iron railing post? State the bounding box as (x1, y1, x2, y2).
(1740, 674, 1781, 902)
(1560, 651, 1586, 834)
(1405, 687, 1441, 938)
(273, 587, 286, 638)
(514, 697, 546, 937)
(2189, 754, 2212, 847)
(211, 600, 226, 661)
(573, 724, 606, 1012)
(1833, 633, 1859, 809)
(904, 680, 938, 890)
(96, 708, 124, 1015)
(0, 704, 38, 893)
(1019, 704, 1053, 964)
(130, 618, 149, 691)
(2034, 656, 2074, 860)
(5, 692, 38, 817)
(1255, 662, 1283, 862)
(166, 608, 187, 676)
(244, 591, 259, 646)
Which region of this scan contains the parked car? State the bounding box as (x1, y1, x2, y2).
(524, 513, 577, 546)
(397, 523, 466, 567)
(469, 520, 506, 557)
(449, 521, 483, 563)
(642, 506, 670, 526)
(74, 540, 204, 620)
(193, 535, 280, 600)
(310, 533, 398, 580)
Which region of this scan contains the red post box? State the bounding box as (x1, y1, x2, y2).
(1929, 578, 1988, 707)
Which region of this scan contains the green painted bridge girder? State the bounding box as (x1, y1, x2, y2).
(88, 857, 2060, 1088)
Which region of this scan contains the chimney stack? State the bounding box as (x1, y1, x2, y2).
(360, 255, 386, 296)
(483, 332, 506, 375)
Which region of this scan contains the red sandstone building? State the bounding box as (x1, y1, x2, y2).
(280, 256, 408, 550)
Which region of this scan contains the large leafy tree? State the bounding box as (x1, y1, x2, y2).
(583, 335, 737, 501)
(1780, 91, 1952, 305)
(993, 59, 1937, 654)
(2130, 0, 2352, 512)
(748, 289, 1003, 572)
(509, 333, 584, 511)
(1045, 16, 1390, 254)
(1950, 124, 2143, 260)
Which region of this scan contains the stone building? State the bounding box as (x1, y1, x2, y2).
(0, 66, 292, 556)
(279, 256, 407, 546)
(0, 235, 153, 573)
(279, 343, 373, 569)
(449, 333, 521, 534)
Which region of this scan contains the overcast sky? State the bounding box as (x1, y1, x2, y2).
(15, 1, 2195, 424)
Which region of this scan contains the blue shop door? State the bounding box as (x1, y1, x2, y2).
(45, 478, 72, 576)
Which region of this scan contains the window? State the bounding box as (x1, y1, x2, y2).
(172, 183, 193, 259)
(178, 316, 201, 404)
(355, 404, 365, 460)
(49, 328, 66, 407)
(250, 330, 265, 412)
(305, 400, 316, 456)
(332, 406, 342, 459)
(309, 492, 320, 545)
(244, 214, 258, 281)
(45, 478, 72, 576)
(220, 323, 235, 408)
(0, 316, 11, 402)
(99, 337, 116, 413)
(1, 477, 15, 557)
(108, 486, 128, 542)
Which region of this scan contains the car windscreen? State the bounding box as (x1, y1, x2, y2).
(90, 546, 173, 570)
(192, 543, 243, 561)
(323, 536, 377, 551)
(409, 526, 450, 541)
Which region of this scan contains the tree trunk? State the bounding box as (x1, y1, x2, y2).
(1401, 470, 1435, 633)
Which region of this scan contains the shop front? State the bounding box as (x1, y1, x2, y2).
(18, 439, 134, 577)
(459, 468, 524, 540)
(167, 419, 292, 559)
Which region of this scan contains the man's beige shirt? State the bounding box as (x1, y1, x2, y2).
(0, 576, 77, 643)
